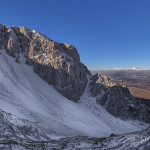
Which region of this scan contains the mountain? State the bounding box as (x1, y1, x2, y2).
(0, 23, 150, 149)
(90, 73, 150, 122)
(90, 69, 150, 100)
(0, 24, 90, 102)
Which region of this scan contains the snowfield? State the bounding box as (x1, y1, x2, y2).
(0, 50, 148, 140)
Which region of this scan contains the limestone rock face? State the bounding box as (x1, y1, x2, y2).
(0, 24, 90, 102)
(90, 73, 150, 123)
(4, 27, 21, 57)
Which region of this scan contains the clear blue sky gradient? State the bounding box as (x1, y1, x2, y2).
(0, 0, 150, 69)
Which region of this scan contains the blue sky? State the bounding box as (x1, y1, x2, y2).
(0, 0, 150, 70)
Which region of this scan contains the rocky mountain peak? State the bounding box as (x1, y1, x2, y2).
(90, 73, 127, 97)
(0, 24, 90, 101)
(92, 73, 126, 87)
(90, 73, 150, 123)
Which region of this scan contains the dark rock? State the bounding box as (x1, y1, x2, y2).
(0, 25, 91, 102)
(90, 73, 150, 123)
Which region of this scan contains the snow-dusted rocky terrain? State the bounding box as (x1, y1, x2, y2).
(0, 24, 149, 149)
(0, 49, 149, 149)
(0, 50, 147, 137)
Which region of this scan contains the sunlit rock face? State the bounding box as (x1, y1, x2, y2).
(0, 24, 90, 102)
(90, 73, 150, 123)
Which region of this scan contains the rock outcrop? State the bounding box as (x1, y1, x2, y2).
(90, 73, 150, 122)
(0, 24, 90, 102)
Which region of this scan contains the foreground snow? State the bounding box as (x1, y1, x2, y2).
(0, 50, 148, 139)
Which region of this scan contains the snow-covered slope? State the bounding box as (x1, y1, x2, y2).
(0, 50, 148, 140)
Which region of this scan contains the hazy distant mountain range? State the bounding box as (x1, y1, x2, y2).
(98, 67, 150, 71)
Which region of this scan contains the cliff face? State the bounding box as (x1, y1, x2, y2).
(90, 73, 150, 123)
(0, 23, 150, 123)
(0, 24, 90, 102)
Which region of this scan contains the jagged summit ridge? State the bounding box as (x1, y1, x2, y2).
(0, 24, 90, 101)
(0, 24, 80, 61)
